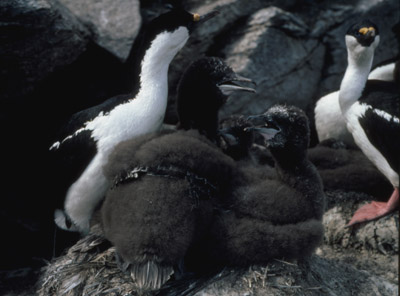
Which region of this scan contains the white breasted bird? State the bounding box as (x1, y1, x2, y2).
(50, 7, 219, 234)
(338, 20, 399, 226)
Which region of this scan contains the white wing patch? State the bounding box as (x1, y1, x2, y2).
(372, 108, 399, 123)
(49, 125, 91, 151)
(49, 141, 61, 151)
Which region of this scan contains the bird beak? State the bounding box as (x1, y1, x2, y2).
(218, 129, 239, 146)
(245, 115, 280, 140)
(193, 11, 219, 24)
(359, 26, 376, 38)
(245, 126, 280, 141)
(218, 74, 256, 96)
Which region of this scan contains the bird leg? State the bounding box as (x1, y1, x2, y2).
(347, 187, 399, 226)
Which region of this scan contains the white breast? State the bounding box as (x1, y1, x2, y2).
(314, 91, 355, 145)
(344, 102, 399, 187)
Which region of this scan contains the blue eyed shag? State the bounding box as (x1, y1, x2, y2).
(99, 57, 255, 291)
(49, 8, 219, 234)
(338, 20, 399, 226)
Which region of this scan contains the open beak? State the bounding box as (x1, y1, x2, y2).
(245, 115, 280, 140)
(218, 74, 256, 96)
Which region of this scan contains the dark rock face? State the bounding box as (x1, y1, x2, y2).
(220, 7, 325, 116)
(0, 0, 90, 100)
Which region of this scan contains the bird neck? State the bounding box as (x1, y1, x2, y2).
(135, 54, 169, 106)
(135, 29, 188, 105)
(339, 47, 374, 115)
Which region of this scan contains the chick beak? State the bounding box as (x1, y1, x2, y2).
(245, 115, 280, 140)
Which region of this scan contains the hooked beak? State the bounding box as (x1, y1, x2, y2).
(218, 74, 257, 96)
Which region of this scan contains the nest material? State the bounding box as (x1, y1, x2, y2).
(37, 191, 399, 296)
(37, 225, 139, 296)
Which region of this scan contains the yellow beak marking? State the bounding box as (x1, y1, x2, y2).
(359, 27, 375, 35)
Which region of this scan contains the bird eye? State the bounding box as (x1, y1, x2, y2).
(265, 120, 275, 128)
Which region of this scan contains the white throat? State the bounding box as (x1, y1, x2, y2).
(339, 35, 379, 114)
(139, 27, 189, 91)
(87, 27, 190, 153)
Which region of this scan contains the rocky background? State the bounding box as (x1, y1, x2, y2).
(0, 0, 399, 295)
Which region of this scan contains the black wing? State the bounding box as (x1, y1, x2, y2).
(359, 81, 400, 174)
(47, 93, 131, 207)
(53, 93, 132, 142)
(360, 80, 399, 114)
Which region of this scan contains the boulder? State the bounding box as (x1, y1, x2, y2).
(0, 0, 90, 100)
(58, 0, 142, 62)
(219, 6, 325, 117)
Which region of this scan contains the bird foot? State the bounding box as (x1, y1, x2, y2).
(346, 201, 397, 227)
(347, 188, 399, 227)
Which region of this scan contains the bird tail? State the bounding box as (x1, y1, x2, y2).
(130, 260, 174, 291)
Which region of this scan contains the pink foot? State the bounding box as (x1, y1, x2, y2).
(347, 188, 399, 227)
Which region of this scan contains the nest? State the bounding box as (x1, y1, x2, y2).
(37, 192, 399, 296)
(37, 225, 140, 296)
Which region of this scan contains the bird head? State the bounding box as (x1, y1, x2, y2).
(246, 105, 310, 153)
(177, 57, 255, 140)
(345, 20, 380, 62)
(143, 7, 219, 55)
(218, 115, 255, 160)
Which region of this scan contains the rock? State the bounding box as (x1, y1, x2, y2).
(323, 194, 399, 255)
(320, 190, 399, 285)
(58, 0, 142, 62)
(0, 0, 90, 100)
(219, 6, 325, 117)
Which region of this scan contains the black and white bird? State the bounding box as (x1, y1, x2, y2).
(187, 105, 325, 270)
(338, 20, 399, 226)
(314, 60, 397, 146)
(49, 8, 218, 234)
(99, 57, 255, 291)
